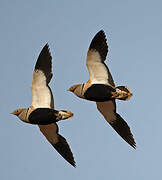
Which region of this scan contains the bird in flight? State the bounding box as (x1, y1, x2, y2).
(68, 30, 136, 148)
(12, 44, 76, 167)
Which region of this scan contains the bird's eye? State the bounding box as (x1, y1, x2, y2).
(17, 110, 19, 112)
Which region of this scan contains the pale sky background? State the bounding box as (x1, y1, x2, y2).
(1, 0, 162, 179)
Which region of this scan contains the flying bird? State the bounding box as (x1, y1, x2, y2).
(12, 44, 76, 167)
(68, 30, 136, 148)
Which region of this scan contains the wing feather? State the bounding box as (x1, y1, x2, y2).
(32, 44, 54, 108)
(38, 124, 76, 167)
(86, 30, 115, 86)
(96, 100, 136, 148)
(35, 44, 53, 83)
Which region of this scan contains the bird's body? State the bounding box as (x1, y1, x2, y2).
(69, 30, 136, 148)
(12, 44, 75, 167)
(83, 84, 116, 102)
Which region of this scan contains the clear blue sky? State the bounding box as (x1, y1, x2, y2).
(1, 0, 162, 179)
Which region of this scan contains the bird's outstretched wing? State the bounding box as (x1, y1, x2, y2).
(38, 124, 76, 167)
(96, 100, 136, 148)
(86, 30, 115, 86)
(32, 44, 54, 109)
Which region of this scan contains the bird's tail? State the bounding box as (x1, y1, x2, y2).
(57, 110, 74, 121)
(115, 86, 132, 101)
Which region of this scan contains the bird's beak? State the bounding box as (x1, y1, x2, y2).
(58, 110, 74, 120)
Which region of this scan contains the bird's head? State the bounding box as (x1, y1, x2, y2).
(56, 110, 74, 121)
(11, 108, 26, 116)
(11, 108, 29, 123)
(68, 84, 84, 98)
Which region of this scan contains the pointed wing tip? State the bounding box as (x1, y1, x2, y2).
(96, 29, 107, 42)
(89, 30, 108, 61)
(34, 43, 53, 83)
(128, 139, 136, 149)
(98, 29, 106, 36)
(45, 42, 49, 47)
(43, 43, 52, 57)
(71, 161, 76, 168)
(89, 30, 107, 48)
(35, 43, 52, 68)
(114, 125, 136, 150)
(109, 113, 136, 150)
(44, 43, 51, 54)
(124, 128, 136, 149)
(67, 159, 76, 167)
(53, 141, 76, 167)
(53, 134, 76, 168)
(132, 144, 136, 149)
(124, 131, 136, 149)
(44, 43, 49, 48)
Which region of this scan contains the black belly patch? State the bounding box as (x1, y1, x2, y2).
(28, 108, 59, 125)
(84, 84, 116, 102)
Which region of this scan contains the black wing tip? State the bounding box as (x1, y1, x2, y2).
(53, 135, 76, 167)
(34, 43, 53, 83)
(97, 29, 106, 37)
(43, 43, 51, 54)
(71, 161, 77, 168)
(127, 134, 136, 149)
(111, 113, 136, 149)
(38, 43, 51, 57)
(93, 29, 106, 37)
(44, 43, 49, 48)
(89, 30, 107, 49)
(53, 142, 76, 167)
(89, 30, 108, 61)
(35, 43, 52, 69)
(132, 143, 136, 149)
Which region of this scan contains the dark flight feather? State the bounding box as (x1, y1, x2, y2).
(35, 44, 53, 84)
(110, 113, 136, 149)
(89, 30, 108, 62)
(53, 134, 76, 167)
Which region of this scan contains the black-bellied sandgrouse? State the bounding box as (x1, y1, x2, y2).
(68, 30, 136, 148)
(12, 44, 76, 167)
